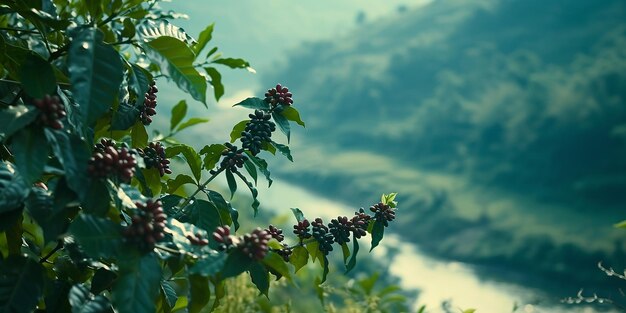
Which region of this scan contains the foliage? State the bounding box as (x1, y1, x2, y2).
(0, 1, 399, 312)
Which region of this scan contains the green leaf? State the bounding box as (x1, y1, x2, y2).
(229, 120, 248, 143)
(166, 174, 196, 193)
(113, 253, 162, 313)
(281, 106, 305, 127)
(204, 190, 234, 228)
(320, 255, 330, 284)
(0, 257, 44, 313)
(0, 162, 29, 213)
(25, 187, 65, 244)
(243, 159, 257, 185)
(233, 97, 269, 110)
(221, 250, 253, 279)
(199, 143, 226, 171)
(69, 28, 123, 126)
(82, 180, 111, 216)
(290, 246, 309, 273)
(462, 309, 477, 313)
(68, 214, 123, 258)
(272, 112, 291, 142)
(246, 153, 272, 187)
(225, 170, 237, 199)
(271, 142, 293, 161)
(193, 23, 214, 55)
(161, 194, 183, 213)
(19, 52, 56, 98)
(128, 63, 151, 101)
(188, 275, 209, 313)
(44, 130, 90, 197)
(11, 126, 48, 185)
(358, 272, 379, 295)
(370, 219, 385, 252)
(212, 58, 250, 69)
(121, 18, 136, 38)
(290, 208, 305, 223)
(249, 263, 269, 297)
(0, 104, 38, 140)
(91, 268, 117, 295)
(345, 234, 359, 274)
(131, 121, 148, 148)
(160, 281, 177, 312)
(69, 284, 112, 313)
(166, 145, 202, 182)
(187, 199, 223, 233)
(176, 117, 209, 133)
(205, 67, 224, 101)
(341, 242, 350, 265)
(137, 20, 196, 44)
(110, 102, 140, 131)
(140, 168, 162, 196)
(143, 37, 207, 105)
(188, 253, 227, 277)
(170, 100, 187, 131)
(262, 251, 292, 280)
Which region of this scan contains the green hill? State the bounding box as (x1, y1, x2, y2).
(262, 0, 626, 296)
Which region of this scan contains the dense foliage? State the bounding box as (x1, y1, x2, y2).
(0, 1, 398, 312)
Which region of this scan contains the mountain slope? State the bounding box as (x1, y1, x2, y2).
(262, 0, 626, 296)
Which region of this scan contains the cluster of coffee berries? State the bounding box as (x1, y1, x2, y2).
(122, 199, 166, 251)
(266, 224, 285, 242)
(186, 232, 209, 246)
(32, 94, 66, 129)
(212, 226, 239, 251)
(370, 202, 396, 226)
(240, 228, 272, 260)
(138, 142, 171, 176)
(264, 84, 293, 107)
(87, 138, 137, 182)
(328, 216, 352, 245)
(311, 218, 334, 255)
(240, 110, 276, 156)
(274, 243, 292, 262)
(293, 219, 312, 240)
(216, 143, 248, 173)
(140, 81, 158, 125)
(350, 208, 371, 239)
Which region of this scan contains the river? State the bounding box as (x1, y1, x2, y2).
(252, 179, 615, 313)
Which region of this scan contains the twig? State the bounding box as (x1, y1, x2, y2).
(175, 167, 225, 217)
(39, 240, 63, 263)
(0, 27, 39, 34)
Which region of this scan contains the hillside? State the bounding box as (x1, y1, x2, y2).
(261, 0, 626, 296)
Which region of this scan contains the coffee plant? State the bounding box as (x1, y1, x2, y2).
(0, 1, 399, 312)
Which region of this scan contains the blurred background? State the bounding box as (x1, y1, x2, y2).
(155, 0, 626, 312)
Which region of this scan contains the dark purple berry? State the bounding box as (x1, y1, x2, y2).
(122, 199, 166, 251)
(266, 224, 284, 242)
(32, 94, 66, 129)
(87, 139, 137, 183)
(240, 228, 271, 260)
(264, 84, 294, 107)
(311, 218, 334, 255)
(293, 219, 312, 239)
(139, 142, 171, 176)
(218, 143, 248, 172)
(328, 216, 352, 244)
(212, 226, 238, 251)
(370, 202, 396, 227)
(140, 81, 158, 125)
(240, 110, 275, 156)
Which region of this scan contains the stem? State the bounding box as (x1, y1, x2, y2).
(175, 167, 226, 216)
(48, 43, 69, 62)
(39, 240, 63, 263)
